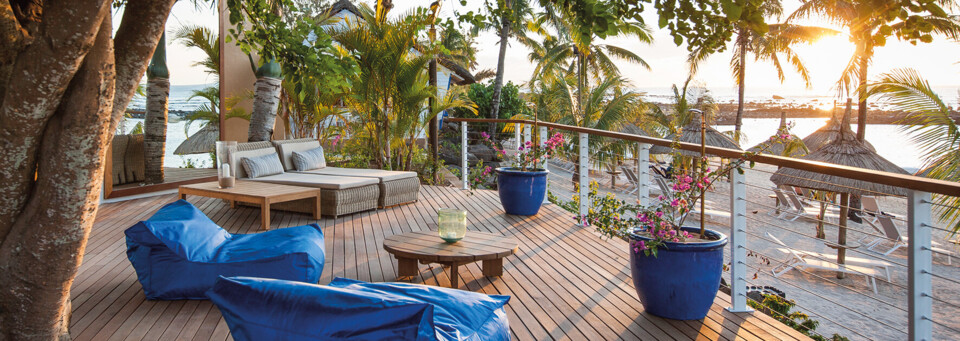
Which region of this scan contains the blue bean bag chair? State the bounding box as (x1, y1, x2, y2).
(125, 199, 325, 300)
(207, 276, 511, 341)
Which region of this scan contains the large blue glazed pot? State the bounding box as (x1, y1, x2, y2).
(495, 167, 548, 216)
(629, 226, 728, 320)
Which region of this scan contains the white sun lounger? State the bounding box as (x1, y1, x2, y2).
(862, 214, 955, 264)
(767, 232, 880, 294)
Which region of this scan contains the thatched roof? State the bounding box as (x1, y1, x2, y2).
(802, 101, 876, 153)
(174, 124, 218, 155)
(771, 111, 908, 196)
(747, 112, 806, 157)
(649, 114, 741, 156)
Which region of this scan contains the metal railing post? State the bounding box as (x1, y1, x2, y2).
(540, 126, 550, 205)
(637, 143, 651, 206)
(461, 122, 468, 190)
(727, 166, 753, 313)
(578, 133, 589, 222)
(523, 125, 531, 146)
(908, 190, 933, 341)
(514, 123, 521, 151)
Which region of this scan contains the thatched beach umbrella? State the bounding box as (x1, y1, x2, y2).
(649, 114, 741, 156)
(802, 99, 876, 153)
(748, 112, 806, 157)
(174, 124, 218, 155)
(771, 110, 908, 277)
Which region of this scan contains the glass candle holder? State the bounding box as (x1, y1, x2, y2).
(216, 141, 238, 188)
(437, 208, 467, 243)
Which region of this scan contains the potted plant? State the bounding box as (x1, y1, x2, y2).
(576, 129, 793, 320)
(483, 131, 565, 215)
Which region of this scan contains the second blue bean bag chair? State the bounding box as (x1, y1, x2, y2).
(207, 276, 511, 341)
(125, 199, 325, 300)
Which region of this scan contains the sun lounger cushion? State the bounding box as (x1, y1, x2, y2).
(125, 200, 325, 300)
(240, 152, 285, 178)
(233, 147, 280, 179)
(291, 147, 326, 171)
(206, 276, 510, 341)
(275, 139, 322, 171)
(299, 167, 418, 182)
(247, 172, 378, 190)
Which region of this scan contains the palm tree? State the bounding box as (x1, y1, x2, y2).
(531, 8, 652, 117)
(173, 25, 219, 77)
(789, 0, 960, 141)
(868, 68, 960, 233)
(144, 32, 170, 184)
(689, 1, 835, 140)
(481, 0, 533, 134)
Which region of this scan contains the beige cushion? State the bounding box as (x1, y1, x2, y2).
(275, 140, 321, 171)
(247, 172, 378, 190)
(297, 167, 417, 182)
(233, 147, 279, 179)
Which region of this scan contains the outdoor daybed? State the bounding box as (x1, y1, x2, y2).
(125, 200, 326, 300)
(235, 141, 382, 218)
(207, 276, 511, 341)
(273, 138, 421, 208)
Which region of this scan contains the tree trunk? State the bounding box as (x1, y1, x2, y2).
(0, 1, 176, 338)
(735, 29, 747, 141)
(856, 46, 870, 142)
(248, 76, 283, 142)
(144, 77, 169, 183)
(489, 1, 511, 135)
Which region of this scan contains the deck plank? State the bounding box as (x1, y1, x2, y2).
(70, 186, 809, 341)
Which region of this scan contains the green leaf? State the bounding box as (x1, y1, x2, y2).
(720, 0, 742, 21)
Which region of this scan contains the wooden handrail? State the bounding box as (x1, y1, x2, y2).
(447, 117, 960, 197)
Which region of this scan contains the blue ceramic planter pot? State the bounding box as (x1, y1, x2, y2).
(495, 167, 548, 216)
(629, 227, 728, 320)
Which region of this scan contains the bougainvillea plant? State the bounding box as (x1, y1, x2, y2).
(575, 129, 794, 257)
(481, 130, 566, 171)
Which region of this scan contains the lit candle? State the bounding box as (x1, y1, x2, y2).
(222, 163, 231, 178)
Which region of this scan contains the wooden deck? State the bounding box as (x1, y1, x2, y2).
(71, 185, 810, 340)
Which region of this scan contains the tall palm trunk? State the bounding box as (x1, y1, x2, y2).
(248, 61, 282, 142)
(144, 33, 170, 184)
(489, 0, 511, 135)
(856, 48, 870, 142)
(735, 28, 747, 140)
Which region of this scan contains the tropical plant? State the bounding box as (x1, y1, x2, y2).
(332, 3, 476, 171)
(453, 81, 532, 122)
(689, 1, 836, 139)
(789, 0, 960, 141)
(645, 76, 720, 139)
(868, 68, 960, 234)
(173, 25, 220, 78)
(226, 0, 356, 142)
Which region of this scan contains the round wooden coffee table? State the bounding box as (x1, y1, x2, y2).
(383, 230, 519, 288)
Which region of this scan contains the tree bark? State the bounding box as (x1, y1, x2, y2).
(735, 29, 747, 141)
(0, 11, 115, 339)
(489, 1, 511, 135)
(144, 77, 169, 183)
(0, 1, 176, 338)
(248, 76, 283, 142)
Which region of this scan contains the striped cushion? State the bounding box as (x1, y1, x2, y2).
(291, 147, 326, 171)
(241, 153, 285, 178)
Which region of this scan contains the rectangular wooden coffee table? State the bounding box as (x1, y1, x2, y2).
(178, 181, 321, 230)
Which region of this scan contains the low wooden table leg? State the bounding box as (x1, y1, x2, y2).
(313, 194, 321, 219)
(482, 259, 504, 277)
(261, 203, 270, 230)
(449, 264, 459, 288)
(397, 257, 419, 278)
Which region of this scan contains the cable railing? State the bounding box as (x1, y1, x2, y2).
(448, 117, 960, 341)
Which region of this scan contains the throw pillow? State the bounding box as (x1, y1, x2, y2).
(291, 147, 326, 171)
(241, 153, 284, 178)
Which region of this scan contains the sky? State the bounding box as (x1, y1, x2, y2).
(157, 0, 960, 98)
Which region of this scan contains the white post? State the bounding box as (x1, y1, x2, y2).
(908, 190, 932, 341)
(514, 123, 521, 151)
(637, 143, 651, 206)
(461, 121, 469, 190)
(727, 166, 752, 313)
(578, 133, 589, 222)
(540, 126, 550, 205)
(523, 125, 532, 146)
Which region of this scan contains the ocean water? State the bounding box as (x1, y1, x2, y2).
(118, 118, 214, 169)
